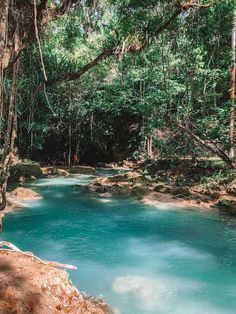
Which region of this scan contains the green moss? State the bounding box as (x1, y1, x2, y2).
(9, 163, 42, 182)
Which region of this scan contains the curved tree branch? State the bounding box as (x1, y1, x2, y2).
(59, 0, 220, 82)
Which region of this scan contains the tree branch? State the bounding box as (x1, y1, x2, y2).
(177, 123, 235, 168)
(180, 0, 222, 10)
(59, 0, 219, 82)
(59, 7, 183, 82)
(60, 48, 115, 81)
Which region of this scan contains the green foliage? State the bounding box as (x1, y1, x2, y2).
(12, 0, 235, 164)
(9, 163, 42, 182)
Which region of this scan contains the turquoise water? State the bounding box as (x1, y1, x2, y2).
(2, 173, 236, 313)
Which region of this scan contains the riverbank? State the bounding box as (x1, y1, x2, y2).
(0, 245, 112, 314)
(6, 159, 236, 216)
(86, 159, 236, 215)
(2, 172, 236, 313)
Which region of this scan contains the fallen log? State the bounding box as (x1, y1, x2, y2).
(0, 241, 77, 270)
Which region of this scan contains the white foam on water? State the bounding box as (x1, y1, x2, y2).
(159, 242, 214, 261)
(173, 302, 235, 314)
(128, 238, 215, 265)
(98, 199, 113, 203)
(32, 175, 95, 187)
(53, 192, 64, 198)
(113, 274, 204, 312)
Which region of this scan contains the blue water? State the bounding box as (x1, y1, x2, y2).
(1, 173, 236, 314)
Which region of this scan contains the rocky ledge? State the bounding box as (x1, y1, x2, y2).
(87, 171, 151, 196)
(87, 171, 236, 215)
(0, 246, 112, 314)
(41, 166, 96, 176)
(4, 187, 41, 214)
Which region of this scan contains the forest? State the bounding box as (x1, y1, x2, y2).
(0, 1, 236, 314)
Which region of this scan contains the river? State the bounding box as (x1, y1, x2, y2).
(1, 171, 236, 314)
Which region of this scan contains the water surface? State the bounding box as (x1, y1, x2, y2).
(1, 174, 236, 314)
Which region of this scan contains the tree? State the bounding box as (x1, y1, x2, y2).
(229, 10, 236, 160)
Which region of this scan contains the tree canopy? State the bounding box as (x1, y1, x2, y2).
(0, 0, 235, 207)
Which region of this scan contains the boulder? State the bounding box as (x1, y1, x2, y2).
(19, 176, 25, 183)
(52, 168, 69, 176)
(10, 163, 42, 182)
(9, 187, 41, 201)
(41, 166, 53, 175)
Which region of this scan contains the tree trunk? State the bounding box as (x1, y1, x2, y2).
(146, 135, 153, 158)
(178, 123, 235, 168)
(0, 58, 19, 210)
(0, 0, 9, 119)
(229, 11, 236, 160)
(68, 124, 72, 167)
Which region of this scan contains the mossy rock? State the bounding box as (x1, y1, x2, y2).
(131, 184, 149, 197)
(9, 163, 42, 182)
(154, 184, 173, 194)
(108, 172, 142, 183)
(153, 183, 165, 192)
(172, 187, 191, 197)
(218, 199, 236, 216)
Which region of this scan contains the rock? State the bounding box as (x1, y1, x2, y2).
(132, 184, 149, 196)
(108, 171, 142, 183)
(9, 187, 41, 201)
(153, 184, 173, 194)
(88, 176, 132, 195)
(88, 172, 148, 196)
(19, 176, 25, 182)
(123, 160, 135, 168)
(0, 250, 113, 314)
(0, 213, 4, 233)
(52, 168, 69, 176)
(153, 183, 165, 192)
(10, 163, 42, 182)
(226, 181, 236, 195)
(70, 166, 96, 174)
(89, 184, 110, 193)
(41, 166, 53, 175)
(210, 191, 221, 200)
(172, 187, 191, 197)
(218, 199, 236, 216)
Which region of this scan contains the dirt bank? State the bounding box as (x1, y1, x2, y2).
(0, 248, 112, 314)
